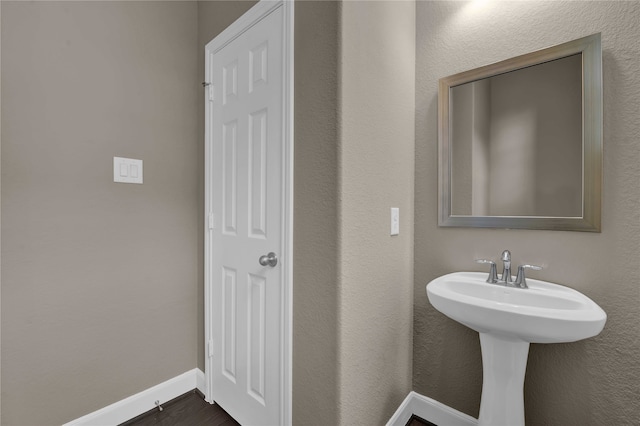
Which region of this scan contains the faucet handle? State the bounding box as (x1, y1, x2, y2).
(475, 259, 498, 283)
(514, 264, 543, 288)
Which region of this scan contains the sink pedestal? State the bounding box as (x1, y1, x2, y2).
(427, 272, 607, 426)
(478, 333, 530, 426)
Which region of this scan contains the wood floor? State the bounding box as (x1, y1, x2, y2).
(119, 390, 239, 426)
(119, 389, 435, 426)
(406, 414, 437, 426)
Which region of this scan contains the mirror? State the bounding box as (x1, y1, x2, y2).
(438, 33, 602, 232)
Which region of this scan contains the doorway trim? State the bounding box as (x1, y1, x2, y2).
(203, 1, 293, 425)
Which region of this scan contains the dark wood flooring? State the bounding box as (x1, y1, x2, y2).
(119, 389, 435, 426)
(119, 390, 239, 426)
(406, 414, 437, 426)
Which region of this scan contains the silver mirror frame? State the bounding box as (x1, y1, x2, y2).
(438, 33, 602, 232)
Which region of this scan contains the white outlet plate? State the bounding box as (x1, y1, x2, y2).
(114, 157, 143, 184)
(391, 207, 399, 236)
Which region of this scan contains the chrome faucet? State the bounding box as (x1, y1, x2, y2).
(475, 259, 498, 283)
(514, 264, 543, 288)
(501, 250, 512, 283)
(476, 250, 543, 289)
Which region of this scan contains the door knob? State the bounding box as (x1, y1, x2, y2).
(259, 252, 278, 267)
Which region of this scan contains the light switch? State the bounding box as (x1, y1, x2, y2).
(114, 157, 143, 184)
(391, 207, 399, 236)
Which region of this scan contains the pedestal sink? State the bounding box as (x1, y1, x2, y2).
(426, 272, 606, 426)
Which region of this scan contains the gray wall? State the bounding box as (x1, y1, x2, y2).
(2, 1, 414, 425)
(292, 2, 342, 424)
(0, 2, 3, 416)
(338, 1, 415, 423)
(415, 1, 640, 425)
(1, 2, 199, 424)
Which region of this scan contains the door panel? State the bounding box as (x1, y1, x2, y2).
(206, 4, 285, 425)
(222, 120, 238, 235)
(222, 267, 237, 382)
(249, 109, 268, 239)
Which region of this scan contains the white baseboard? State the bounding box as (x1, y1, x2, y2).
(64, 368, 207, 426)
(386, 391, 478, 426)
(195, 367, 206, 395)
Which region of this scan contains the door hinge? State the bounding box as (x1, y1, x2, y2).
(208, 340, 214, 358)
(203, 82, 214, 102)
(208, 213, 215, 230)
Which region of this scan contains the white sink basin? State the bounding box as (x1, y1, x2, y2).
(426, 272, 606, 426)
(427, 272, 606, 343)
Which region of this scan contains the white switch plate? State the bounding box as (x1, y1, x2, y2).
(391, 207, 399, 236)
(114, 157, 143, 184)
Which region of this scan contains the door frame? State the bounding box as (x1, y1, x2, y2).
(203, 1, 294, 424)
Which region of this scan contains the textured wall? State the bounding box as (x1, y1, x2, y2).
(339, 1, 415, 424)
(0, 2, 3, 417)
(292, 2, 342, 424)
(1, 2, 199, 424)
(414, 1, 640, 425)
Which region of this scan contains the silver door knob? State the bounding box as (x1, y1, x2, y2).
(259, 252, 278, 267)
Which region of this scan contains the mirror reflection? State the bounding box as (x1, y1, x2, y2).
(450, 54, 583, 217)
(438, 33, 602, 232)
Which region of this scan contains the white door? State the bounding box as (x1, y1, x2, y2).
(204, 2, 293, 426)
